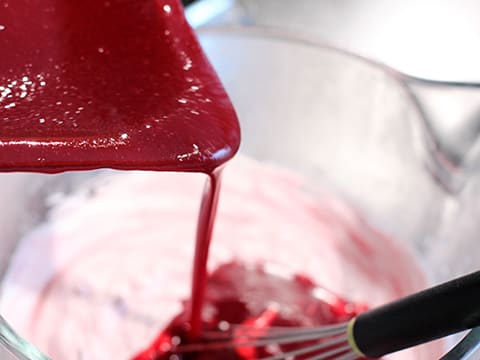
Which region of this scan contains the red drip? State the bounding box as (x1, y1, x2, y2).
(190, 169, 223, 339)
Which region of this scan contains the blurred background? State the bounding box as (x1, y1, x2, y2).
(181, 0, 480, 83)
(180, 0, 480, 194)
(176, 3, 480, 356)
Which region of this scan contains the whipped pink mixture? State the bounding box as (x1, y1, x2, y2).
(0, 156, 442, 359)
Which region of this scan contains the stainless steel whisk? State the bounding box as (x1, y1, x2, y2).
(175, 270, 480, 359)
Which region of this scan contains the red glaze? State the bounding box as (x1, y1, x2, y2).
(0, 0, 240, 173)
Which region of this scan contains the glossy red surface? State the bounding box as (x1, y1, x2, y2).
(0, 0, 240, 173)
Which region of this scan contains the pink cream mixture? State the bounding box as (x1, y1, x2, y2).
(0, 156, 442, 359)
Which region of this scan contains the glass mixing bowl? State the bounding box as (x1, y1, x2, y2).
(0, 28, 479, 359)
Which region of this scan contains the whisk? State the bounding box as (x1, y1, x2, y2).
(176, 270, 480, 359)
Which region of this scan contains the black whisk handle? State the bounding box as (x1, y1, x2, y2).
(352, 270, 480, 358)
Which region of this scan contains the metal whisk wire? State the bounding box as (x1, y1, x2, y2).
(175, 323, 360, 360)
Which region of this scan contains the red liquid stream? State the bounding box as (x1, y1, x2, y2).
(1, 0, 238, 352)
(190, 169, 223, 339)
(1, 0, 238, 344)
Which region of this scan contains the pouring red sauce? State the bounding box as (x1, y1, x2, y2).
(1, 0, 237, 347)
(0, 1, 364, 359)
